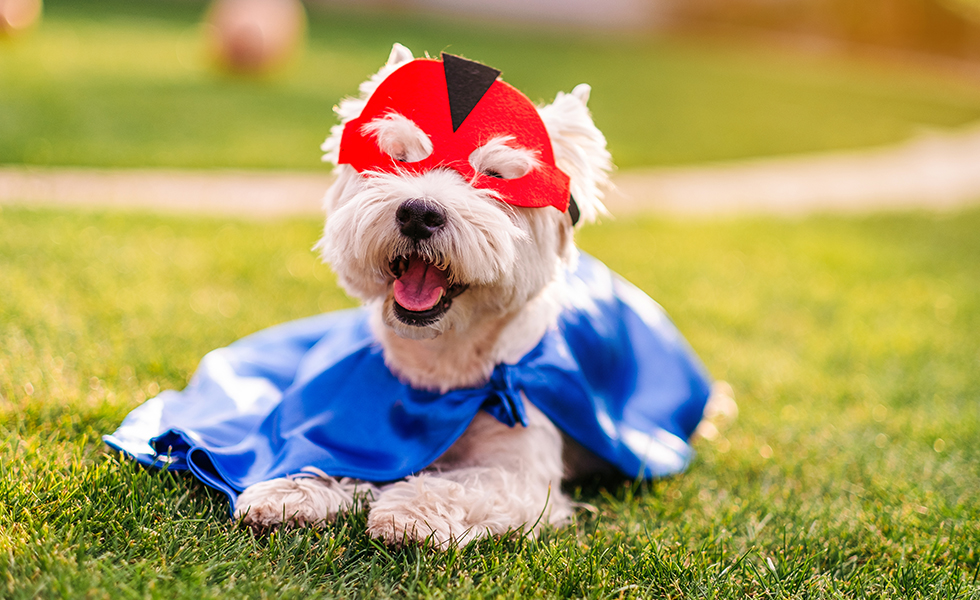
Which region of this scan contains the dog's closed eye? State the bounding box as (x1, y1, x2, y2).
(469, 137, 539, 180)
(362, 112, 434, 163)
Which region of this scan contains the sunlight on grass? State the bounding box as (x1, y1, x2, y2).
(2, 0, 980, 170)
(1, 205, 978, 598)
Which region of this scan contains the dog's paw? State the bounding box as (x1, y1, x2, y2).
(695, 381, 738, 441)
(366, 472, 570, 549)
(235, 475, 374, 529)
(366, 476, 477, 549)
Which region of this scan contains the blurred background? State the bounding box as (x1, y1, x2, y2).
(1, 0, 979, 177)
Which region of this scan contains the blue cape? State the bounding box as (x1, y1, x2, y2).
(104, 254, 712, 512)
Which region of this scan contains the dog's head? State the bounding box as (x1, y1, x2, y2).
(317, 44, 612, 341)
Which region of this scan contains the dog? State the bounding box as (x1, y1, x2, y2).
(226, 43, 728, 548)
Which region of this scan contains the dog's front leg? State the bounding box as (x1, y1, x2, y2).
(366, 401, 573, 548)
(235, 474, 377, 529)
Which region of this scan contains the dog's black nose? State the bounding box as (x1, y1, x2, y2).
(395, 199, 446, 240)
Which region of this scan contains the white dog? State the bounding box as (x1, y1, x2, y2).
(233, 44, 725, 548)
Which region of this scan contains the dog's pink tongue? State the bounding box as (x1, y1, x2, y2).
(393, 256, 449, 311)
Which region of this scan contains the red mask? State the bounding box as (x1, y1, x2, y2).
(338, 54, 572, 214)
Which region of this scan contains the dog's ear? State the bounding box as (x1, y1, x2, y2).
(356, 42, 415, 100)
(538, 84, 614, 226)
(321, 43, 416, 165)
(385, 42, 414, 68)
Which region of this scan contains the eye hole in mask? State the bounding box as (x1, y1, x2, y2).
(361, 112, 433, 163)
(468, 136, 539, 180)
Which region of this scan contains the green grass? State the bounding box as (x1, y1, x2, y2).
(2, 204, 979, 598)
(3, 0, 980, 170)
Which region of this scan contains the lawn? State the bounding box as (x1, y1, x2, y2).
(3, 0, 980, 170)
(1, 205, 978, 598)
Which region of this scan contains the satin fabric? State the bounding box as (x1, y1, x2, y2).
(104, 254, 712, 512)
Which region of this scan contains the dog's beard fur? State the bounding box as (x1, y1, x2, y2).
(316, 165, 574, 390)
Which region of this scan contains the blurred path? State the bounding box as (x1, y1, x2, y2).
(0, 168, 331, 218)
(2, 122, 979, 218)
(608, 122, 980, 216)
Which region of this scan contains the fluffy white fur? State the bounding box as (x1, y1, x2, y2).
(235, 43, 733, 548)
(468, 136, 540, 180)
(361, 112, 433, 163)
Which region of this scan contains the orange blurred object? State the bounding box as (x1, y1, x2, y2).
(0, 0, 42, 37)
(205, 0, 306, 74)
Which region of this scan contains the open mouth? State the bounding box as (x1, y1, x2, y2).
(390, 254, 468, 326)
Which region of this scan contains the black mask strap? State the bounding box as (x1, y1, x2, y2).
(568, 195, 581, 226)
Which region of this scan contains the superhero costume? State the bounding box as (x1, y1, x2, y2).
(104, 53, 713, 513)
